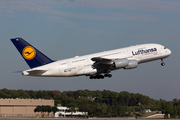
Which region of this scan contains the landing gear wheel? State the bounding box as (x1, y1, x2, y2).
(161, 62, 165, 66)
(100, 75, 104, 79)
(89, 75, 104, 79)
(108, 74, 112, 78)
(104, 74, 112, 78)
(104, 74, 108, 77)
(161, 59, 165, 66)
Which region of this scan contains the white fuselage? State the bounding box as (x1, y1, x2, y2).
(22, 43, 171, 77)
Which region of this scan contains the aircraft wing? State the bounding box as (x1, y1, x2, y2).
(91, 57, 112, 63)
(91, 57, 114, 73)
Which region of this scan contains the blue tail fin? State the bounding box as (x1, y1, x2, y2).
(11, 37, 54, 68)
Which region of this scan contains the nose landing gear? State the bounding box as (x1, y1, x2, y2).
(161, 59, 165, 66)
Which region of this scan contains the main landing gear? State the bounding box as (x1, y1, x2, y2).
(89, 74, 112, 79)
(161, 59, 165, 66)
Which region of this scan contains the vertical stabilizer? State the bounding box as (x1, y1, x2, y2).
(11, 37, 54, 68)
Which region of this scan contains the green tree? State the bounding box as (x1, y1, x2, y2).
(118, 106, 126, 116)
(46, 106, 52, 117)
(78, 99, 96, 118)
(34, 105, 52, 117)
(17, 89, 30, 98)
(67, 103, 78, 117)
(173, 98, 180, 117)
(28, 90, 37, 98)
(139, 105, 145, 115)
(51, 106, 59, 115)
(101, 103, 107, 115)
(161, 99, 174, 118)
(34, 106, 43, 117)
(52, 90, 61, 99)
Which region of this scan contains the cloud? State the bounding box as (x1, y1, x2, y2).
(47, 16, 76, 28)
(0, 0, 178, 26)
(0, 0, 51, 13)
(122, 34, 180, 40)
(1, 0, 180, 14)
(0, 0, 157, 22)
(111, 14, 156, 22)
(1, 1, 155, 19)
(61, 0, 180, 13)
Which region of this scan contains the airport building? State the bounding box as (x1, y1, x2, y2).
(55, 104, 88, 117)
(0, 98, 54, 117)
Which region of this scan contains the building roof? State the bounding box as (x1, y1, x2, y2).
(0, 98, 54, 106)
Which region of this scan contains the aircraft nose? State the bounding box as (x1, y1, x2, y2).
(166, 48, 171, 56)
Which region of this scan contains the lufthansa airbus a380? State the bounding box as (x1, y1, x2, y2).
(11, 38, 171, 79)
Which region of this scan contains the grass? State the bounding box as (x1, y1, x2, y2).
(0, 112, 161, 120)
(0, 119, 80, 120)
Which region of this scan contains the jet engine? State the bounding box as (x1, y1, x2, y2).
(113, 58, 129, 69)
(124, 60, 138, 69)
(112, 59, 138, 69)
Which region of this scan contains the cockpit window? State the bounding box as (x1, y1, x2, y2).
(164, 47, 167, 49)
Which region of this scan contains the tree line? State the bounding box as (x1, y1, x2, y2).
(0, 88, 179, 118)
(34, 105, 58, 117)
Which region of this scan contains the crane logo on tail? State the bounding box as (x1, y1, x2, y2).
(22, 46, 36, 60)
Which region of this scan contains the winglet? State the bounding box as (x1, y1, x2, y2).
(11, 37, 54, 68)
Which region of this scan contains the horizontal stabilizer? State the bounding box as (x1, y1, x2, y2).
(22, 69, 47, 76)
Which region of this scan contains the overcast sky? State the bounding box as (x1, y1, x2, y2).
(0, 0, 180, 101)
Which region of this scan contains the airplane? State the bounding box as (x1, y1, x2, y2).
(11, 37, 171, 79)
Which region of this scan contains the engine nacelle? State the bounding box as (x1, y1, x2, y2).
(113, 58, 129, 69)
(124, 60, 138, 69)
